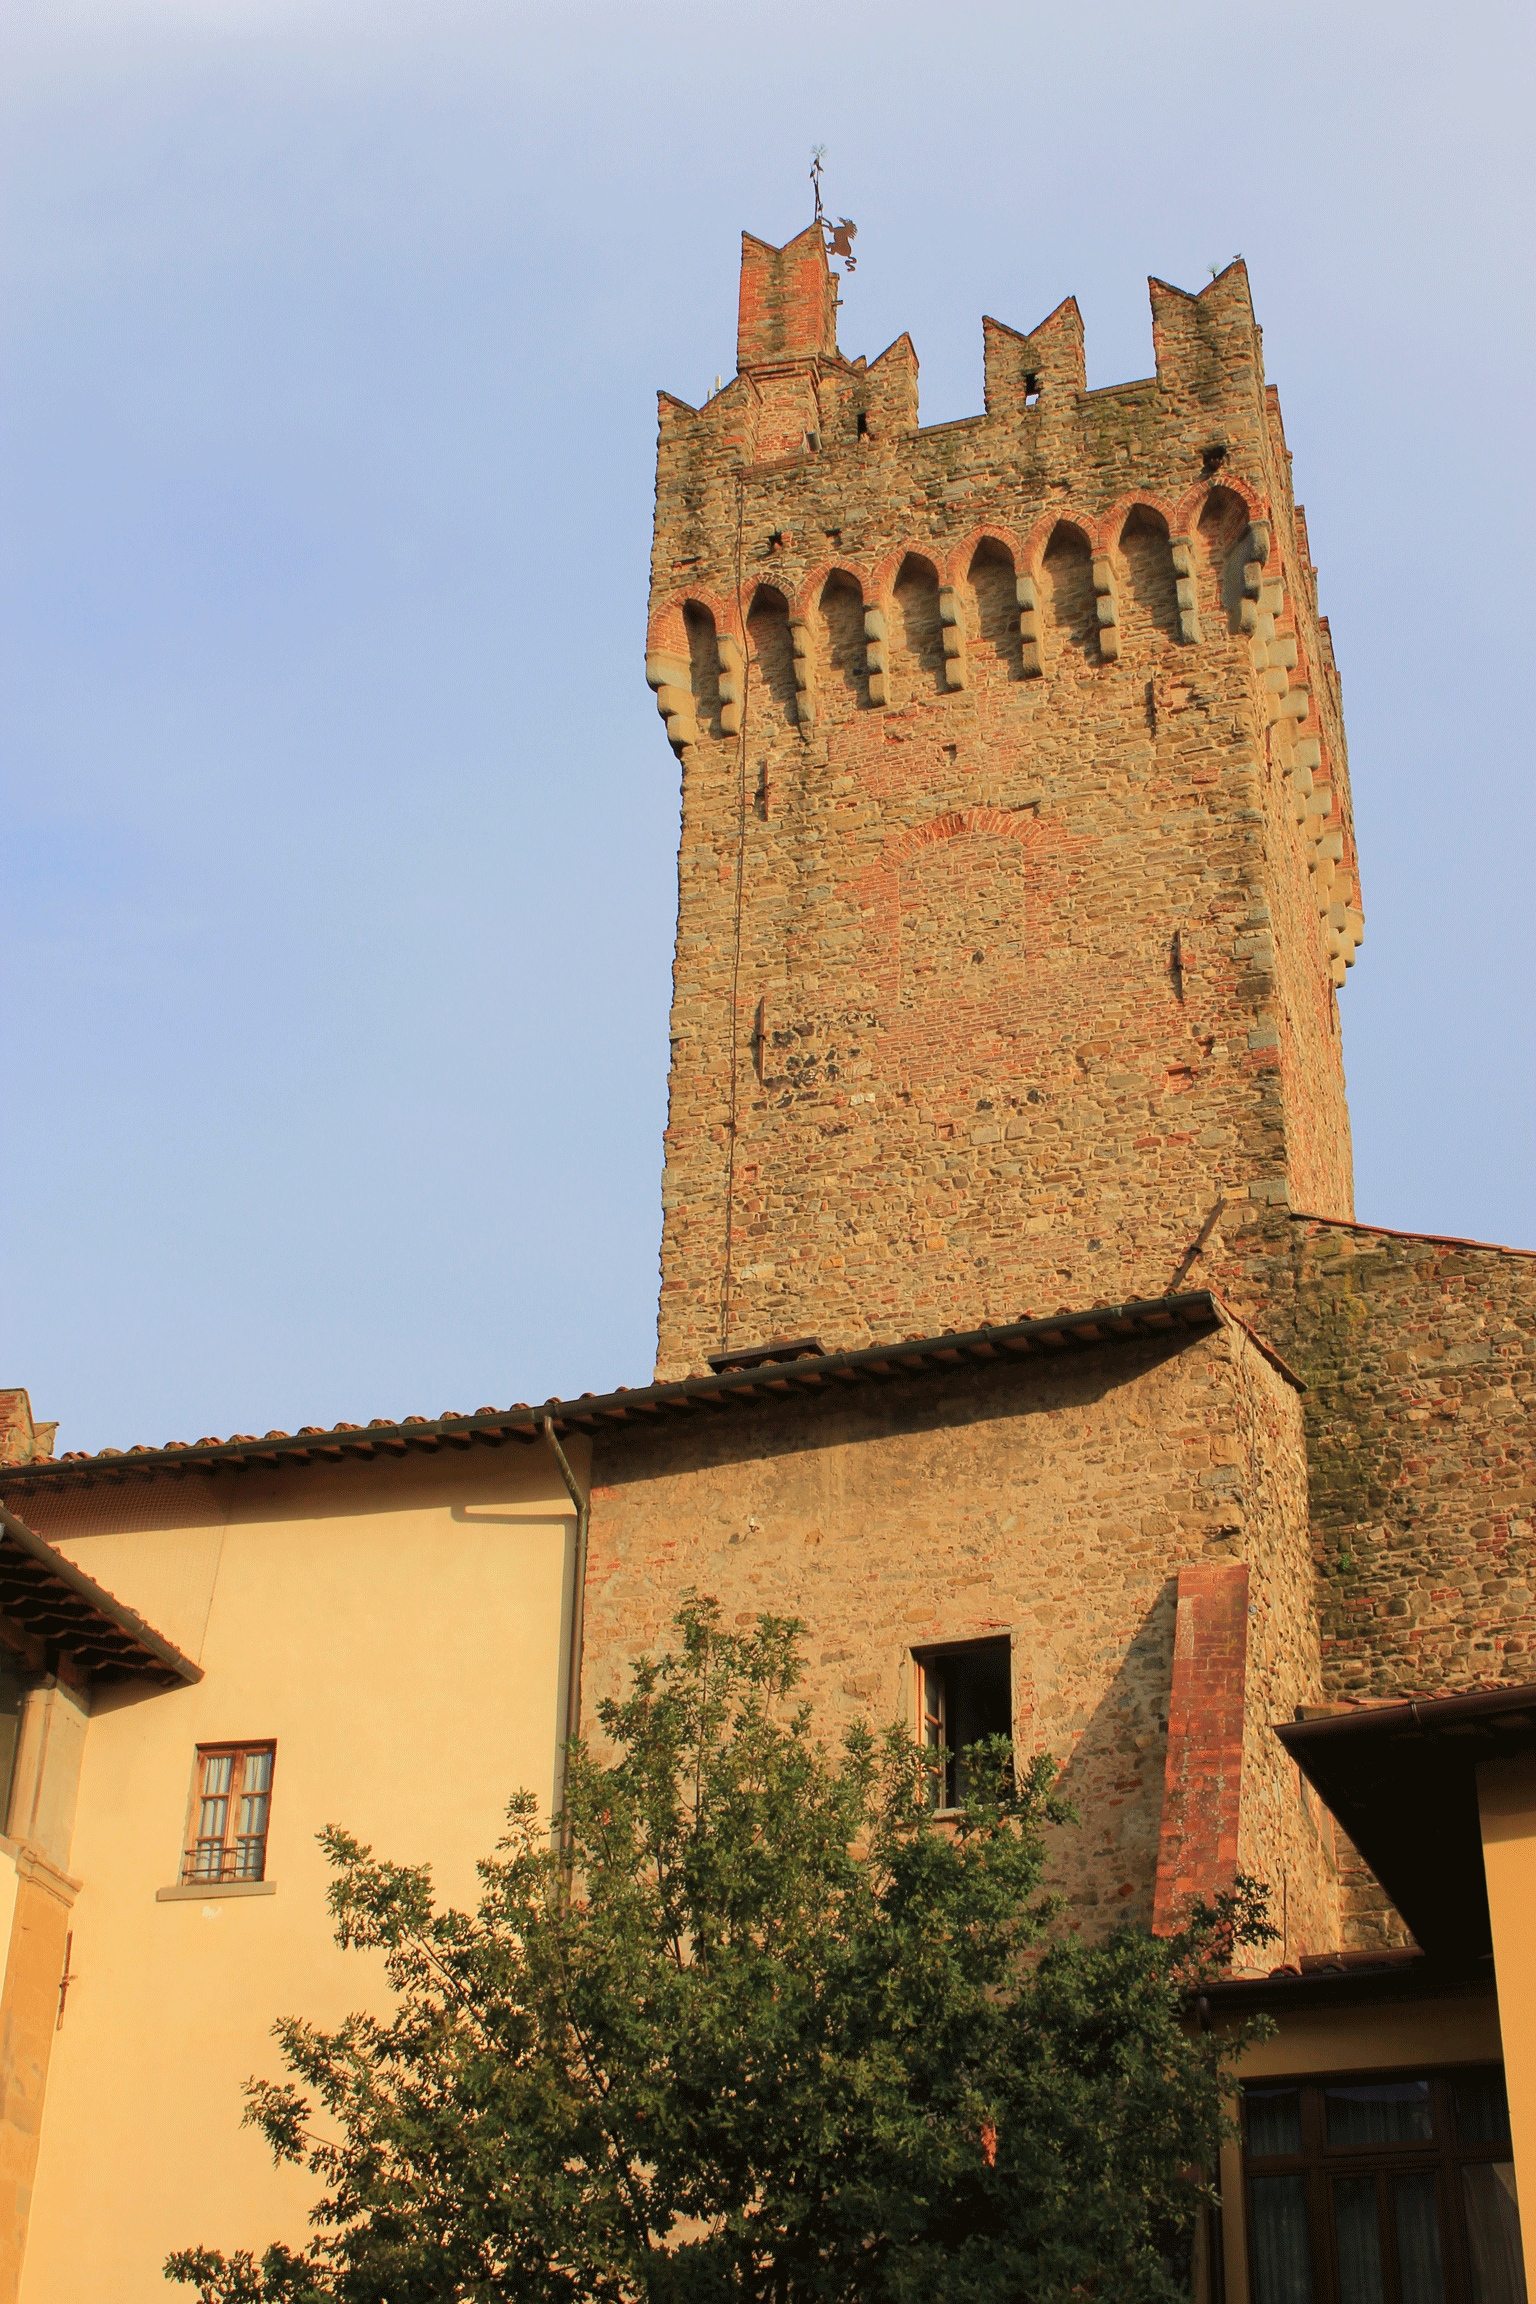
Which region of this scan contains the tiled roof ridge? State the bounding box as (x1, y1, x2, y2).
(1203, 1290, 1306, 1392)
(1288, 1209, 1536, 1260)
(1297, 1680, 1517, 1714)
(4, 1290, 1226, 1486)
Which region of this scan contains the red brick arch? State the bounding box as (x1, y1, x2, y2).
(790, 563, 875, 621)
(1101, 493, 1182, 552)
(865, 541, 946, 608)
(1018, 508, 1097, 576)
(1172, 473, 1269, 539)
(646, 587, 738, 658)
(941, 524, 1030, 588)
(887, 805, 1043, 871)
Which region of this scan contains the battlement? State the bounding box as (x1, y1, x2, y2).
(663, 233, 1267, 458)
(649, 229, 1356, 973)
(647, 224, 1362, 1378)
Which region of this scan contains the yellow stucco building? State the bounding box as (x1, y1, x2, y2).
(0, 1396, 584, 2300)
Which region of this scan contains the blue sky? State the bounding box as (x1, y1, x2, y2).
(3, 0, 1532, 1451)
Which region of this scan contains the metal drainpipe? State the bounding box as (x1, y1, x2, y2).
(541, 1416, 589, 1857)
(1195, 1993, 1228, 2304)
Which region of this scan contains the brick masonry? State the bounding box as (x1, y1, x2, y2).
(0, 1395, 56, 1469)
(1153, 1564, 1248, 1930)
(647, 225, 1359, 1382)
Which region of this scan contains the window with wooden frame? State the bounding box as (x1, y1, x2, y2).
(182, 1742, 276, 1885)
(1242, 2064, 1527, 2304)
(913, 1638, 1012, 1811)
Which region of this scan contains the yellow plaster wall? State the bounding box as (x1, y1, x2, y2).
(1480, 1752, 1536, 2293)
(14, 1442, 582, 2303)
(1216, 1994, 1506, 2304)
(0, 1671, 92, 2304)
(0, 1852, 78, 2304)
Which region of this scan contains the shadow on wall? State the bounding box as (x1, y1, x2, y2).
(588, 1339, 1191, 1497)
(1043, 521, 1098, 662)
(1042, 1578, 1177, 1935)
(1199, 485, 1252, 628)
(970, 538, 1024, 683)
(747, 584, 798, 727)
(820, 571, 870, 710)
(685, 601, 723, 737)
(893, 553, 947, 699)
(1118, 509, 1181, 649)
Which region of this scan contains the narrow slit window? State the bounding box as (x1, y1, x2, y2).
(184, 1742, 276, 1884)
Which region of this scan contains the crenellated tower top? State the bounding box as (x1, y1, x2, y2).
(646, 224, 1360, 1379)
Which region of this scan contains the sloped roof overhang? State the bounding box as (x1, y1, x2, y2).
(0, 1292, 1263, 1497)
(0, 1504, 200, 1687)
(1274, 1683, 1536, 1965)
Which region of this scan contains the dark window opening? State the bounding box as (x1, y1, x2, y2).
(1202, 442, 1228, 475)
(915, 1638, 1012, 1810)
(1024, 370, 1041, 405)
(1242, 2066, 1525, 2304)
(856, 409, 869, 437)
(0, 1660, 25, 1835)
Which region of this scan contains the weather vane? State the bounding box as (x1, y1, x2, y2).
(810, 146, 857, 275)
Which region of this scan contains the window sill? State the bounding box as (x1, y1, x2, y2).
(155, 1881, 276, 1902)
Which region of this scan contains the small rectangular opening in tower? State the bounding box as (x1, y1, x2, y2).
(914, 1637, 1012, 1811)
(1023, 371, 1041, 406)
(856, 409, 869, 437)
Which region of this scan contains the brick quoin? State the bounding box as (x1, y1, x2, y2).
(1152, 1563, 1249, 1932)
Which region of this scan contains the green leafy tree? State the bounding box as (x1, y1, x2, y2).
(168, 1599, 1273, 2303)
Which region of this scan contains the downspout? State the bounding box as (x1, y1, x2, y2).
(541, 1416, 589, 1859)
(1195, 1994, 1228, 2304)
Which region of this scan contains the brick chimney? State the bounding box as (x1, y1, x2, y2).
(736, 224, 838, 371)
(0, 1391, 58, 1466)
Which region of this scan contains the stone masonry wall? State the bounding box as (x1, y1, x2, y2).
(647, 226, 1359, 1379)
(584, 1317, 1328, 1944)
(1254, 1217, 1536, 1701)
(1225, 1308, 1340, 1957)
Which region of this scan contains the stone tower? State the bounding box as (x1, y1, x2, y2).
(647, 224, 1361, 1380)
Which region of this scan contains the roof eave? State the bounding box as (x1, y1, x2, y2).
(0, 1288, 1264, 1492)
(0, 1505, 201, 1686)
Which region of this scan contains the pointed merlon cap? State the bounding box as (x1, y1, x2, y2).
(983, 297, 1084, 412)
(737, 224, 838, 372)
(1148, 260, 1261, 395)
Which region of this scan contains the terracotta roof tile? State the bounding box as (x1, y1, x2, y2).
(0, 1291, 1236, 1489)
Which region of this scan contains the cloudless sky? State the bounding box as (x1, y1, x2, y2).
(3, 0, 1533, 1453)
